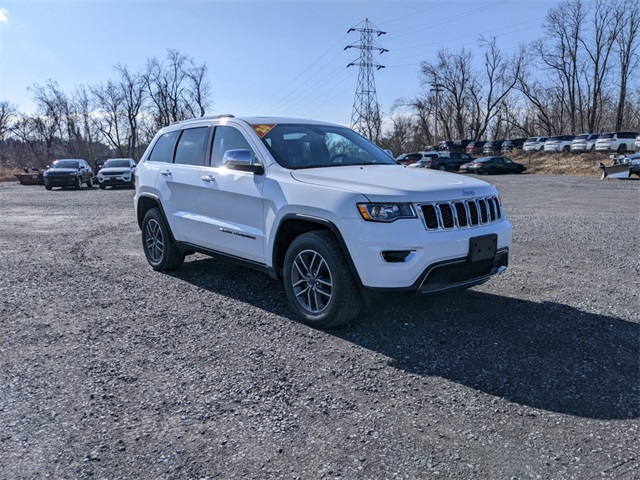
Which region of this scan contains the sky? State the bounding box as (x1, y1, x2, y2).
(0, 0, 559, 127)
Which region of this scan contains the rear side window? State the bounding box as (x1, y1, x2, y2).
(148, 131, 179, 163)
(174, 127, 209, 166)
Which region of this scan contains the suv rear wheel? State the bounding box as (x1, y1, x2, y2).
(283, 231, 362, 328)
(141, 208, 185, 271)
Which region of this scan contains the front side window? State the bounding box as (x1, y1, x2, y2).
(148, 131, 180, 163)
(255, 124, 396, 169)
(210, 126, 256, 167)
(174, 127, 209, 166)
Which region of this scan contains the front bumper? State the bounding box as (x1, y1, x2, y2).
(340, 216, 512, 291)
(44, 176, 78, 186)
(99, 174, 133, 186)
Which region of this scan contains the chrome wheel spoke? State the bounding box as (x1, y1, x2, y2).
(290, 249, 333, 314)
(145, 219, 164, 262)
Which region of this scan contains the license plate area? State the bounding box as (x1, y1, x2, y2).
(468, 234, 497, 262)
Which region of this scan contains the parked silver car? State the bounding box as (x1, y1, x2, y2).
(544, 135, 575, 153)
(570, 133, 600, 153)
(523, 136, 548, 152)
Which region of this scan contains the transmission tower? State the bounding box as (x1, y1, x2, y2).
(345, 19, 388, 141)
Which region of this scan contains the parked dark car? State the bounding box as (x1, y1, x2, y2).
(501, 138, 526, 152)
(437, 139, 472, 153)
(483, 140, 505, 155)
(431, 152, 474, 171)
(465, 140, 486, 156)
(459, 156, 526, 175)
(43, 159, 94, 190)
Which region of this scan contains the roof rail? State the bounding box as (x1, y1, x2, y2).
(171, 114, 235, 125)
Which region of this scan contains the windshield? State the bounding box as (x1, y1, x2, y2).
(52, 160, 79, 169)
(255, 124, 397, 169)
(103, 159, 132, 168)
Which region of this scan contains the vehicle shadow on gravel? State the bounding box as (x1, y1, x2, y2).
(340, 290, 639, 421)
(172, 258, 639, 421)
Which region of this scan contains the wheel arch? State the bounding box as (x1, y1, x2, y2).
(271, 214, 363, 288)
(136, 194, 164, 230)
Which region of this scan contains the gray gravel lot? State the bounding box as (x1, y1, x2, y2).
(1, 174, 638, 479)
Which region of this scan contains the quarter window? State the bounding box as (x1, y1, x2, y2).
(148, 131, 179, 163)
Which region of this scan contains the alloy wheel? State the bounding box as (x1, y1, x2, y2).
(145, 218, 164, 263)
(290, 249, 333, 314)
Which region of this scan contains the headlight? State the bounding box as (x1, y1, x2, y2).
(69, 172, 77, 175)
(357, 203, 416, 222)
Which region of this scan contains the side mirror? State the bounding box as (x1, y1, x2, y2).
(222, 149, 264, 174)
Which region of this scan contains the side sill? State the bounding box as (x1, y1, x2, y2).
(176, 241, 278, 279)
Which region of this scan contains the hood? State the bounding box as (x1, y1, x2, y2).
(100, 167, 133, 173)
(45, 168, 79, 174)
(290, 165, 497, 202)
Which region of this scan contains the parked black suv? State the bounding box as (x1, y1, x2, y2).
(431, 152, 474, 171)
(465, 140, 486, 156)
(501, 138, 526, 152)
(483, 140, 505, 155)
(43, 159, 94, 190)
(437, 139, 472, 153)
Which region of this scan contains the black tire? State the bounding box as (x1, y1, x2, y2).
(562, 145, 570, 153)
(617, 144, 627, 153)
(87, 177, 93, 188)
(516, 166, 524, 174)
(141, 208, 185, 271)
(75, 176, 82, 189)
(45, 185, 52, 191)
(437, 164, 446, 171)
(488, 166, 497, 175)
(99, 183, 106, 190)
(283, 231, 362, 329)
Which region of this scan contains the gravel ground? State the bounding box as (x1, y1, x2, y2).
(1, 175, 638, 479)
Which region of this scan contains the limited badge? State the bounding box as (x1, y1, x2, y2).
(252, 124, 276, 139)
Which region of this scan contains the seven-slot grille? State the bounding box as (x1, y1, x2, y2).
(419, 196, 501, 230)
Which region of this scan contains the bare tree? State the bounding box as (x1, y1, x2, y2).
(470, 37, 525, 140)
(420, 48, 475, 139)
(536, 0, 587, 134)
(614, 0, 640, 130)
(143, 49, 213, 131)
(0, 101, 17, 140)
(580, 0, 622, 132)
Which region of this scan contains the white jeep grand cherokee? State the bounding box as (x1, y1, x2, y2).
(135, 116, 511, 328)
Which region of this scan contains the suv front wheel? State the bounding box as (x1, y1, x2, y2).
(141, 208, 185, 271)
(283, 231, 362, 329)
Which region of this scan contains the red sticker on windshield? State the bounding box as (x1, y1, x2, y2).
(252, 124, 276, 139)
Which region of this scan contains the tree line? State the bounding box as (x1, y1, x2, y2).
(379, 0, 639, 154)
(0, 49, 211, 169)
(1, 0, 638, 169)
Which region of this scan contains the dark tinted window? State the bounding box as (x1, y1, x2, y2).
(148, 131, 179, 163)
(174, 127, 209, 166)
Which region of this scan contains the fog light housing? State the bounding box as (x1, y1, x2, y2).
(381, 250, 415, 263)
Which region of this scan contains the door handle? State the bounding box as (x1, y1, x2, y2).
(201, 175, 216, 182)
(160, 170, 172, 176)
